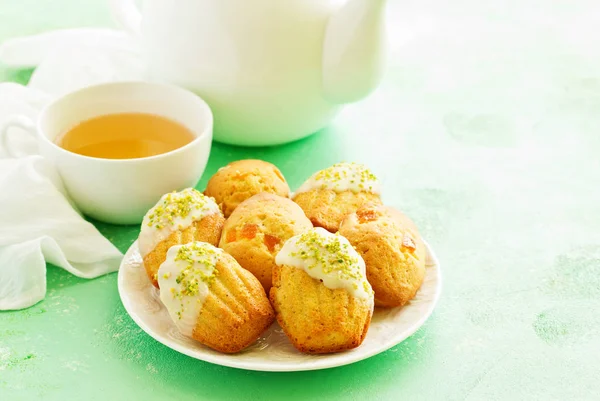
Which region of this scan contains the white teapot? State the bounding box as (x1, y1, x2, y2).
(109, 0, 388, 146)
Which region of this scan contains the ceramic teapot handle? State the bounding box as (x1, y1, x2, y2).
(108, 0, 142, 37)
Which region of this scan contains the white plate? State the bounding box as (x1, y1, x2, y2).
(118, 240, 442, 372)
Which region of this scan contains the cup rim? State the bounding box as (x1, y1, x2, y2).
(37, 81, 213, 164)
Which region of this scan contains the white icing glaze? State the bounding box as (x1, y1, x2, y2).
(275, 227, 373, 300)
(138, 188, 221, 257)
(157, 242, 223, 337)
(295, 162, 381, 195)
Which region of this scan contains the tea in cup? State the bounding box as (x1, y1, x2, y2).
(56, 112, 197, 160)
(0, 81, 213, 224)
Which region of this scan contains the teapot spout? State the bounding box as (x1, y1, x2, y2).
(322, 0, 388, 104)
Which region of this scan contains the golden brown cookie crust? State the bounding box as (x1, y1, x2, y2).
(143, 213, 225, 288)
(193, 252, 275, 353)
(204, 159, 290, 217)
(219, 193, 312, 292)
(270, 264, 373, 354)
(292, 189, 382, 233)
(339, 204, 426, 308)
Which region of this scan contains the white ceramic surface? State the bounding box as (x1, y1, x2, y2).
(109, 0, 388, 146)
(0, 82, 213, 225)
(118, 239, 441, 372)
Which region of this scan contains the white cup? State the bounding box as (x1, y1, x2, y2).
(0, 81, 213, 225)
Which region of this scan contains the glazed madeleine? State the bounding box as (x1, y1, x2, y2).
(270, 228, 374, 354)
(292, 162, 382, 232)
(204, 159, 290, 217)
(339, 204, 426, 308)
(138, 188, 225, 287)
(219, 192, 312, 292)
(158, 242, 275, 354)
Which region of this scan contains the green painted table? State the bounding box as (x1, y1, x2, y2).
(2, 1, 600, 400)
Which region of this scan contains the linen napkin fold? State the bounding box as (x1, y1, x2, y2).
(0, 28, 142, 310)
(0, 156, 123, 310)
(0, 83, 51, 158)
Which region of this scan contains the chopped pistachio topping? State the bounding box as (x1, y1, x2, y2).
(289, 230, 367, 284)
(146, 188, 214, 229)
(277, 228, 374, 299)
(296, 162, 380, 194)
(315, 162, 377, 184)
(157, 242, 223, 331)
(169, 243, 220, 306)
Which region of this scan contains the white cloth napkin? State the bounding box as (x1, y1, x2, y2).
(0, 156, 124, 310)
(0, 29, 143, 310)
(0, 83, 51, 158)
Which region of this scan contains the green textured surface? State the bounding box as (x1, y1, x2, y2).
(2, 1, 600, 400)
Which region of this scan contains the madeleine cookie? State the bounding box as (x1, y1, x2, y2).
(292, 162, 382, 232)
(158, 242, 275, 353)
(339, 204, 426, 308)
(270, 228, 374, 354)
(138, 188, 225, 287)
(204, 159, 290, 217)
(219, 193, 312, 292)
